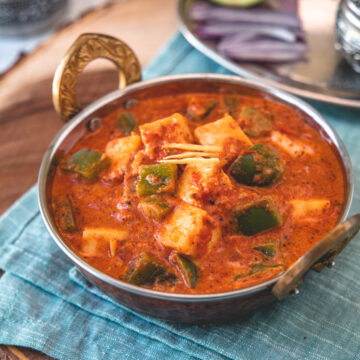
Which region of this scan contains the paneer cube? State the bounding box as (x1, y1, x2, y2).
(290, 199, 330, 219)
(82, 227, 128, 257)
(271, 131, 314, 157)
(178, 162, 232, 206)
(194, 113, 253, 148)
(139, 113, 193, 158)
(156, 203, 214, 257)
(194, 114, 252, 164)
(105, 134, 141, 179)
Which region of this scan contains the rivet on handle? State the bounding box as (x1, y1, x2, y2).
(290, 288, 299, 296)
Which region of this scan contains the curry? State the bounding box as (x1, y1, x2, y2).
(50, 93, 345, 294)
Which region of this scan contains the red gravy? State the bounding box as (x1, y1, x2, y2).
(50, 93, 345, 294)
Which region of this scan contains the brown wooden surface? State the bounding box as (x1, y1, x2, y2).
(0, 69, 120, 215)
(0, 0, 177, 215)
(0, 0, 177, 358)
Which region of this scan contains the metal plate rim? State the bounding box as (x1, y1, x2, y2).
(177, 0, 360, 108)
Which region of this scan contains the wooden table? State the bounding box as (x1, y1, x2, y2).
(0, 0, 177, 358)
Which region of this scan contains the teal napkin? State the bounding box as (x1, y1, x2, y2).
(0, 33, 359, 360)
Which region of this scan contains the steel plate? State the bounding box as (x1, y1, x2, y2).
(178, 0, 360, 108)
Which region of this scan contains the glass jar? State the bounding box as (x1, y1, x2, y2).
(0, 0, 68, 36)
(336, 0, 360, 73)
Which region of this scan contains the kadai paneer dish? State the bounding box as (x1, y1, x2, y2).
(51, 93, 345, 294)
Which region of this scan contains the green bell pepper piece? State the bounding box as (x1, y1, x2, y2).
(157, 272, 178, 285)
(240, 106, 272, 137)
(233, 263, 284, 281)
(136, 164, 177, 196)
(253, 240, 278, 257)
(125, 252, 166, 286)
(202, 100, 217, 120)
(186, 99, 217, 122)
(61, 148, 110, 182)
(116, 112, 136, 135)
(139, 196, 172, 222)
(225, 96, 241, 118)
(235, 198, 283, 236)
(171, 253, 198, 289)
(230, 144, 285, 186)
(57, 195, 77, 232)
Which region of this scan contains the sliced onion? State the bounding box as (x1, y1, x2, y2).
(196, 23, 298, 42)
(218, 39, 307, 62)
(189, 1, 301, 27)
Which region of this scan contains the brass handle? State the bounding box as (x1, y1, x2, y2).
(272, 214, 360, 300)
(52, 33, 142, 122)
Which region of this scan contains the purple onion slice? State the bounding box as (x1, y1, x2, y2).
(189, 1, 301, 27)
(218, 38, 308, 62)
(196, 23, 298, 42)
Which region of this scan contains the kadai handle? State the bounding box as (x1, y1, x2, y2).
(52, 33, 142, 123)
(272, 214, 360, 300)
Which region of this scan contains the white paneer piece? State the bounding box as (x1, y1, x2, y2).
(139, 113, 193, 157)
(194, 113, 253, 148)
(156, 203, 219, 257)
(194, 114, 252, 164)
(271, 131, 314, 157)
(105, 134, 141, 179)
(289, 199, 331, 219)
(178, 162, 232, 206)
(82, 227, 128, 257)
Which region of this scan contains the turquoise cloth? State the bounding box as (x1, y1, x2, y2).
(0, 33, 360, 360)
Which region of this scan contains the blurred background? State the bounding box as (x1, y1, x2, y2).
(0, 0, 177, 216)
(0, 0, 115, 73)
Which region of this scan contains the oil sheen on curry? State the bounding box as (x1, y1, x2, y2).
(50, 93, 345, 294)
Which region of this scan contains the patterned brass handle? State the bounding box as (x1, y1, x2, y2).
(272, 214, 360, 300)
(52, 33, 142, 122)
